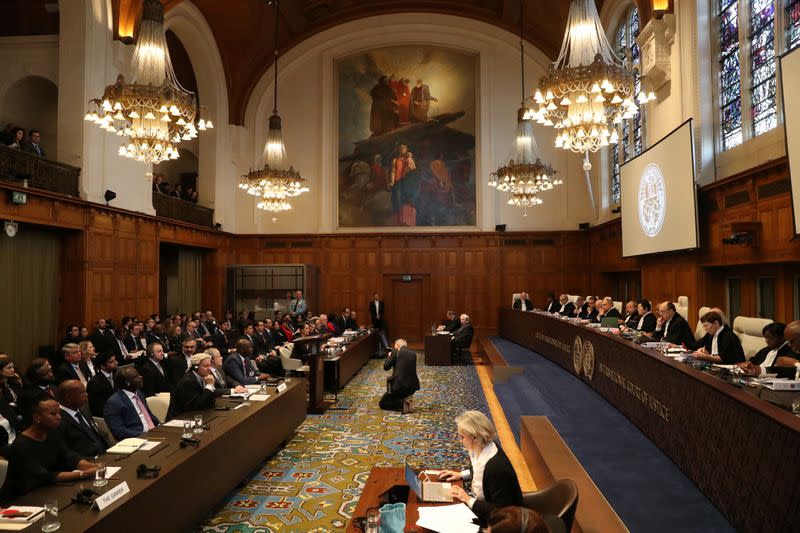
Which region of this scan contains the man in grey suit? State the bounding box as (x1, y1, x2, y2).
(289, 290, 307, 317)
(379, 339, 420, 413)
(23, 130, 45, 157)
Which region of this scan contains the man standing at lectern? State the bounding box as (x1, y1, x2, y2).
(370, 292, 388, 354)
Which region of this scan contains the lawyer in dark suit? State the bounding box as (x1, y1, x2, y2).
(103, 367, 160, 440)
(166, 353, 215, 420)
(544, 294, 560, 313)
(123, 331, 145, 353)
(439, 411, 523, 526)
(18, 359, 57, 426)
(87, 353, 118, 418)
(741, 322, 799, 378)
(208, 348, 246, 396)
(369, 292, 389, 351)
(89, 319, 116, 356)
(212, 321, 235, 354)
(652, 302, 696, 347)
(253, 322, 275, 355)
(55, 380, 107, 457)
(224, 339, 270, 386)
(451, 314, 475, 352)
(165, 339, 197, 389)
(438, 310, 460, 333)
(22, 130, 45, 157)
(692, 310, 746, 364)
(379, 341, 420, 411)
(140, 342, 170, 397)
(54, 344, 89, 386)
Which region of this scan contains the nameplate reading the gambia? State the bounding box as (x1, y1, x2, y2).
(277, 383, 287, 394)
(93, 482, 131, 511)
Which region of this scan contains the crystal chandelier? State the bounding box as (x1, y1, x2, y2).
(488, 0, 560, 215)
(529, 0, 654, 157)
(239, 0, 309, 213)
(84, 0, 212, 177)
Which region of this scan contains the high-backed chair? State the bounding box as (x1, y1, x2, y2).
(512, 293, 521, 306)
(733, 316, 772, 360)
(674, 296, 689, 321)
(92, 416, 117, 446)
(279, 344, 309, 376)
(522, 479, 579, 533)
(566, 294, 579, 303)
(146, 392, 170, 423)
(695, 306, 711, 341)
(613, 301, 622, 313)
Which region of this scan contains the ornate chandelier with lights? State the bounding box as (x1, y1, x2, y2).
(489, 0, 560, 214)
(529, 0, 654, 157)
(238, 0, 309, 213)
(84, 0, 212, 177)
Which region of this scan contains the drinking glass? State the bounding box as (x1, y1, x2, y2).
(259, 381, 268, 394)
(365, 508, 380, 533)
(182, 421, 193, 439)
(41, 500, 59, 532)
(93, 462, 107, 487)
(193, 414, 203, 434)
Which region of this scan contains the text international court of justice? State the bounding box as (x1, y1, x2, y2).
(0, 0, 797, 532)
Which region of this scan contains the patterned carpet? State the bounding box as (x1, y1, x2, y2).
(201, 354, 489, 532)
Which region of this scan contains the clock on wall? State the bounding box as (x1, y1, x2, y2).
(4, 221, 18, 238)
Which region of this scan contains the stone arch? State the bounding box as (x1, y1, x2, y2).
(1, 75, 59, 155)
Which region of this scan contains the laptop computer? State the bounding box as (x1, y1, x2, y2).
(404, 463, 453, 503)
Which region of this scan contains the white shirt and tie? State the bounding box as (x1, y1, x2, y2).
(520, 300, 528, 312)
(123, 390, 155, 431)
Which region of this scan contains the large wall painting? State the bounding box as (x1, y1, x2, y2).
(337, 45, 477, 227)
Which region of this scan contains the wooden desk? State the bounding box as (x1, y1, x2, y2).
(295, 335, 326, 413)
(12, 381, 307, 532)
(500, 308, 800, 533)
(424, 334, 451, 366)
(346, 467, 464, 533)
(324, 331, 377, 390)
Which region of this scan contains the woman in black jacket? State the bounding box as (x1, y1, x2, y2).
(439, 410, 523, 525)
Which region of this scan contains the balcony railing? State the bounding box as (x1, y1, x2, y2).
(152, 192, 215, 228)
(0, 145, 80, 196)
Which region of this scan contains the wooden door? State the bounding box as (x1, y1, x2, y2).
(387, 278, 425, 343)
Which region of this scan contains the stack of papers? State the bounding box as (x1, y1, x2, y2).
(416, 503, 479, 533)
(106, 438, 147, 454)
(0, 506, 44, 524)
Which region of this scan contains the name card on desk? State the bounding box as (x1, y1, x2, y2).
(276, 383, 287, 394)
(93, 482, 131, 511)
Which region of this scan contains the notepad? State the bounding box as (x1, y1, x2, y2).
(162, 419, 189, 427)
(105, 438, 146, 454)
(0, 506, 44, 524)
(248, 394, 270, 401)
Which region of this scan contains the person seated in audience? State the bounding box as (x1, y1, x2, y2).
(6, 126, 24, 149)
(78, 340, 98, 379)
(572, 296, 587, 318)
(280, 314, 296, 341)
(54, 343, 88, 386)
(739, 322, 798, 378)
(557, 294, 575, 317)
(596, 297, 622, 323)
(19, 359, 56, 418)
(622, 300, 639, 328)
(224, 339, 271, 385)
(182, 320, 208, 349)
(167, 353, 216, 420)
(87, 352, 118, 418)
(55, 380, 107, 457)
(486, 507, 552, 533)
(206, 348, 247, 396)
(240, 323, 258, 349)
(627, 299, 656, 334)
(351, 310, 362, 329)
(110, 326, 135, 363)
(80, 325, 90, 340)
(22, 129, 45, 157)
(270, 318, 288, 346)
(451, 314, 475, 359)
(103, 366, 160, 440)
(437, 310, 461, 332)
(212, 320, 236, 354)
(0, 359, 22, 407)
(253, 320, 275, 355)
(184, 185, 199, 203)
(338, 307, 358, 332)
(166, 338, 198, 389)
(652, 301, 695, 347)
(379, 339, 420, 413)
(89, 317, 115, 357)
(254, 320, 283, 375)
(146, 321, 171, 353)
(167, 324, 183, 354)
(140, 342, 170, 397)
(61, 324, 82, 347)
(319, 313, 336, 335)
(170, 183, 183, 198)
(513, 292, 533, 311)
(692, 310, 745, 364)
(544, 293, 560, 313)
(0, 397, 98, 500)
(439, 411, 523, 526)
(124, 322, 146, 352)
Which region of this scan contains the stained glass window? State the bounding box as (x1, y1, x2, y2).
(610, 6, 644, 206)
(751, 0, 776, 136)
(788, 0, 800, 50)
(719, 0, 743, 150)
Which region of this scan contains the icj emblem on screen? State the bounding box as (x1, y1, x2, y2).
(638, 163, 666, 237)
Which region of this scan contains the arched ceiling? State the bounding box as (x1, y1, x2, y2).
(115, 1, 651, 125)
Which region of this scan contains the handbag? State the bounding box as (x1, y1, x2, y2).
(379, 502, 406, 533)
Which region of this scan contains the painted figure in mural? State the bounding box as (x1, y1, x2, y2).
(389, 76, 412, 124)
(410, 79, 438, 122)
(389, 144, 418, 225)
(369, 76, 398, 135)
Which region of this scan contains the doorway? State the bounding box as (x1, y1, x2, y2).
(385, 276, 428, 344)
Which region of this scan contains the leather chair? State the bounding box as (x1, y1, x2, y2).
(512, 293, 521, 306)
(674, 296, 689, 321)
(522, 479, 579, 532)
(613, 301, 622, 313)
(695, 306, 711, 341)
(279, 344, 309, 376)
(733, 316, 772, 360)
(146, 392, 170, 423)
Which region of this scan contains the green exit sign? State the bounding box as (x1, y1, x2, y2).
(11, 191, 27, 205)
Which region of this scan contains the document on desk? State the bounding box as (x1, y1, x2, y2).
(106, 437, 147, 454)
(416, 503, 479, 533)
(248, 394, 270, 402)
(139, 441, 160, 451)
(162, 419, 189, 427)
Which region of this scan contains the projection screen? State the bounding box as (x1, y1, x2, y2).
(780, 46, 800, 235)
(620, 119, 698, 257)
